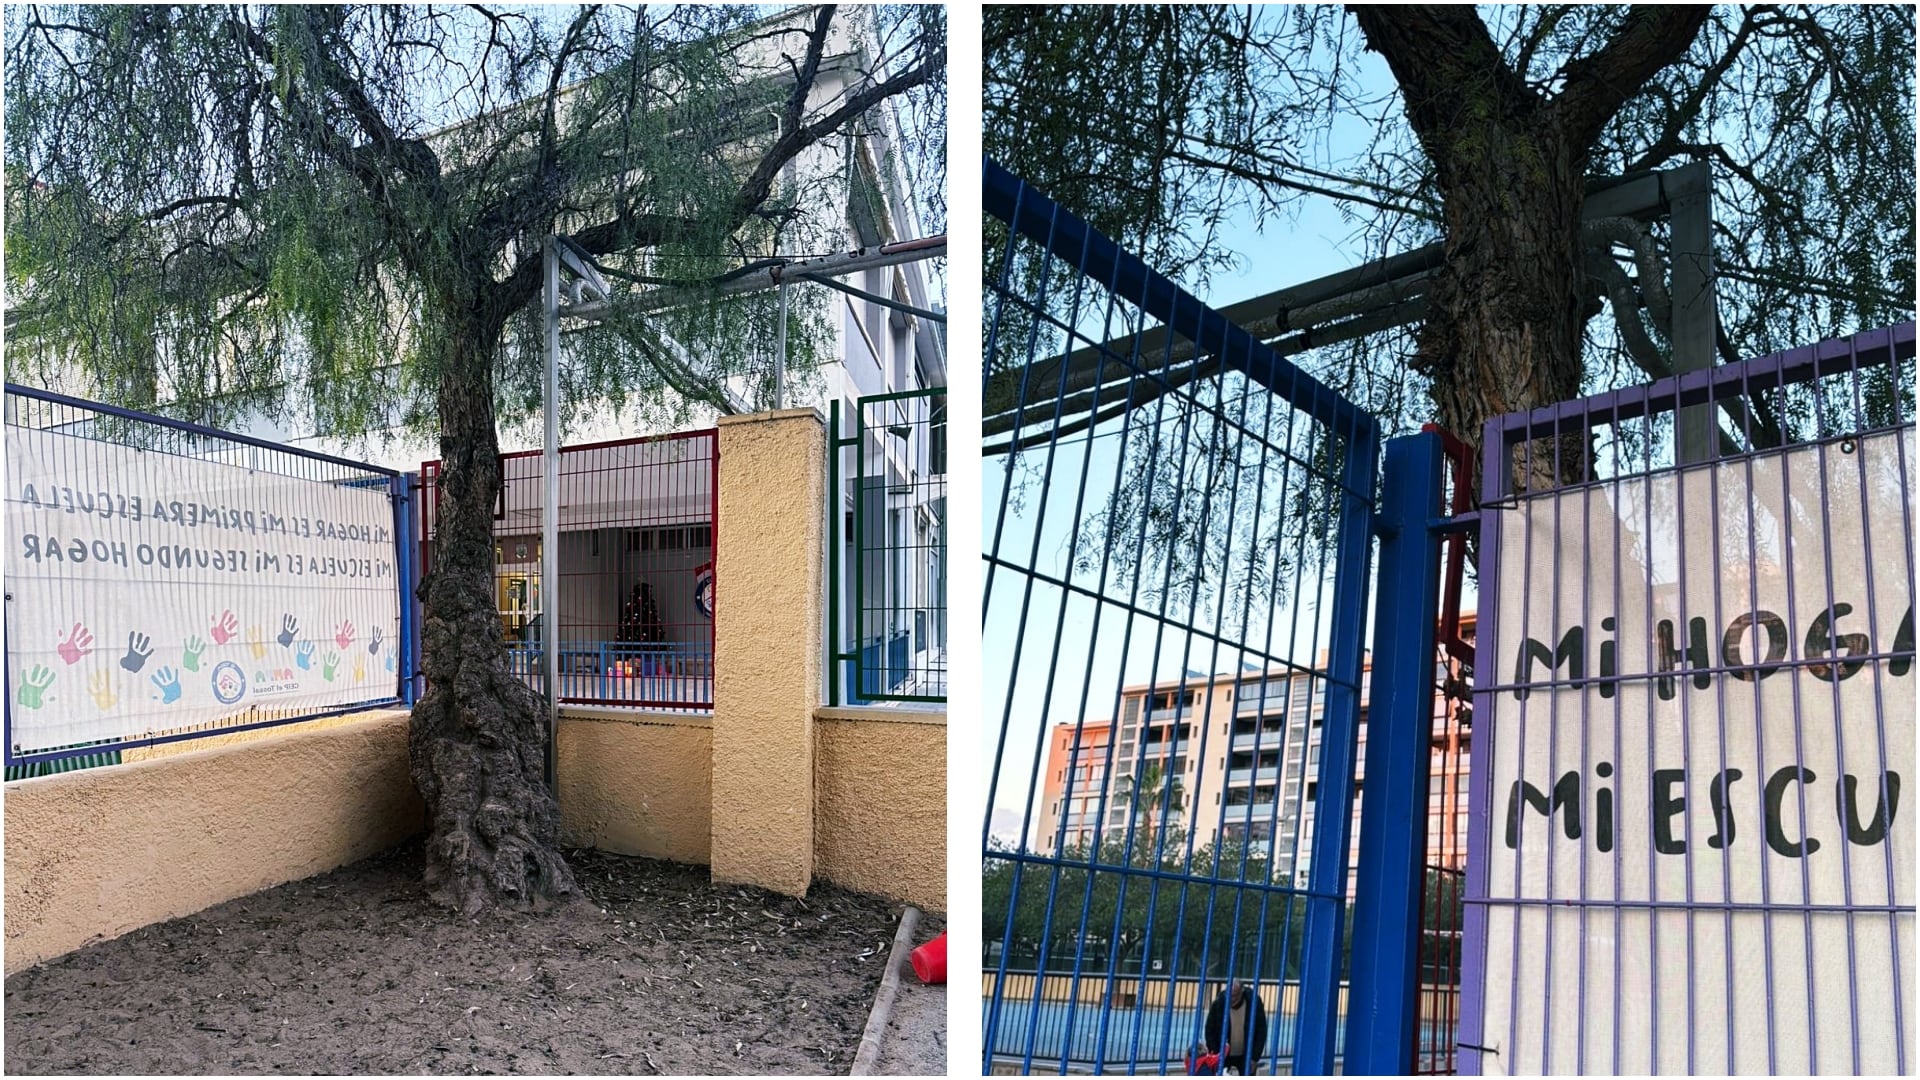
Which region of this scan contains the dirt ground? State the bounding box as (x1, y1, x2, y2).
(3, 843, 907, 1075)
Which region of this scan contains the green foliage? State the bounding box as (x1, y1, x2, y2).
(5, 5, 945, 438)
(985, 5, 1914, 435)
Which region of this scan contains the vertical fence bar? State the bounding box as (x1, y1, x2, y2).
(1294, 411, 1380, 1075)
(1456, 415, 1508, 1076)
(828, 399, 842, 707)
(1345, 431, 1446, 1073)
(853, 396, 866, 704)
(541, 236, 561, 790)
(710, 427, 720, 708)
(392, 471, 417, 706)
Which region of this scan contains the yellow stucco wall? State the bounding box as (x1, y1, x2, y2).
(3, 709, 422, 975)
(710, 409, 824, 897)
(556, 710, 712, 865)
(814, 708, 947, 912)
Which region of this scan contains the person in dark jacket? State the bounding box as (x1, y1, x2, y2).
(1203, 979, 1268, 1075)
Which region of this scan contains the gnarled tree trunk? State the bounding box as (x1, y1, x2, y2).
(1418, 122, 1594, 493)
(1352, 5, 1710, 493)
(410, 296, 575, 913)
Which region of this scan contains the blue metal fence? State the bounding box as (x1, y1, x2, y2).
(4, 384, 417, 772)
(982, 157, 1404, 1074)
(1459, 324, 1916, 1074)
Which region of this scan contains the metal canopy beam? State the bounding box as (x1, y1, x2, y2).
(985, 162, 1715, 449)
(562, 236, 946, 323)
(984, 156, 1373, 439)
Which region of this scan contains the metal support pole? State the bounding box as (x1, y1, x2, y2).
(775, 280, 789, 410)
(1344, 431, 1446, 1075)
(541, 236, 561, 792)
(1669, 160, 1716, 464)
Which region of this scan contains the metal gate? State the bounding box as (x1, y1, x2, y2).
(981, 159, 1447, 1074)
(1458, 324, 1916, 1074)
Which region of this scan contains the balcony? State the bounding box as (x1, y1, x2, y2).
(1227, 766, 1280, 785)
(1229, 731, 1284, 752)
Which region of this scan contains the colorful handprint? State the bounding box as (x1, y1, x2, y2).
(369, 625, 384, 654)
(182, 635, 208, 672)
(119, 632, 153, 673)
(57, 623, 94, 665)
(277, 614, 299, 648)
(385, 650, 397, 673)
(353, 655, 366, 682)
(17, 666, 53, 709)
(323, 651, 340, 682)
(296, 640, 316, 670)
(334, 621, 356, 650)
(87, 671, 116, 710)
(211, 610, 239, 645)
(246, 626, 268, 659)
(150, 666, 182, 704)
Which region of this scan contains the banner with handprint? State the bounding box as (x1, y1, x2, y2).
(5, 424, 404, 758)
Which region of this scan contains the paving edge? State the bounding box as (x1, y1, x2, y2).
(849, 903, 921, 1075)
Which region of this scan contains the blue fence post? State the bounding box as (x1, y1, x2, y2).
(1294, 412, 1381, 1075)
(1344, 431, 1445, 1074)
(393, 470, 420, 706)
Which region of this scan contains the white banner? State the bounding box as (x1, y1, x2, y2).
(1475, 429, 1916, 1074)
(7, 425, 402, 756)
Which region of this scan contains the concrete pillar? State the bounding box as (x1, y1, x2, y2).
(710, 408, 825, 896)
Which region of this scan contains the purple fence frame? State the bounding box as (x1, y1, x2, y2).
(3, 383, 418, 770)
(1458, 322, 1916, 1074)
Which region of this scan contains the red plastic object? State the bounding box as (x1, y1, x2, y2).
(909, 932, 947, 984)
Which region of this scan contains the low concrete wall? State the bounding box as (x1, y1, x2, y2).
(4, 709, 422, 975)
(556, 709, 712, 865)
(815, 707, 946, 912)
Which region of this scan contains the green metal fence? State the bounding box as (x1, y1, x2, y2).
(829, 388, 947, 705)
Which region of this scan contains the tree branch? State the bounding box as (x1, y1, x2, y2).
(537, 5, 601, 177)
(1623, 7, 1762, 173)
(1549, 6, 1711, 148)
(780, 6, 835, 139)
(724, 34, 943, 232)
(1349, 6, 1538, 158)
(493, 12, 943, 313)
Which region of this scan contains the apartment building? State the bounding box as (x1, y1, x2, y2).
(1036, 614, 1478, 883)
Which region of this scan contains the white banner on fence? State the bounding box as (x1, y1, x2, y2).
(1476, 429, 1916, 1074)
(6, 425, 402, 757)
